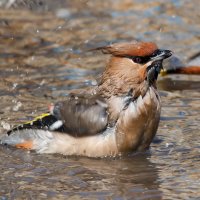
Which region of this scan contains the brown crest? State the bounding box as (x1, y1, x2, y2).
(94, 41, 158, 57)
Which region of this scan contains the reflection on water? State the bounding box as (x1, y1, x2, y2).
(0, 0, 200, 199)
(0, 147, 160, 199)
(158, 76, 200, 91)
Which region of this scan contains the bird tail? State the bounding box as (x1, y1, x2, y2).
(0, 113, 65, 152)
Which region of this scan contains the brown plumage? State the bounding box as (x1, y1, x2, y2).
(94, 41, 158, 57)
(98, 56, 149, 98)
(1, 41, 172, 157)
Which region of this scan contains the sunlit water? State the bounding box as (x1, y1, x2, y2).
(0, 0, 200, 199)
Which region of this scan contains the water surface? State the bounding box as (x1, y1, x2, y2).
(0, 0, 200, 199)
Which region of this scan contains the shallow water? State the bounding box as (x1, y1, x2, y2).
(0, 0, 200, 199)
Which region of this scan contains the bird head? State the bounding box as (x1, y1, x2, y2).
(96, 41, 172, 98)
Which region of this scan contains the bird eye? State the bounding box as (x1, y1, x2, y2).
(131, 56, 150, 64)
(132, 57, 142, 64)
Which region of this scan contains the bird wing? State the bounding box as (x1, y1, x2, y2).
(8, 94, 109, 137)
(52, 94, 108, 137)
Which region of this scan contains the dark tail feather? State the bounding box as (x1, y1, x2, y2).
(1, 113, 65, 152)
(7, 113, 65, 135)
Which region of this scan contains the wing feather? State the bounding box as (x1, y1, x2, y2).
(7, 94, 109, 137)
(52, 94, 108, 137)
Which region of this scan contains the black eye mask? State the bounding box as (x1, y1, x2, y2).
(131, 56, 151, 64)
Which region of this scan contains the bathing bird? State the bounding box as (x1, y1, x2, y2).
(0, 41, 172, 157)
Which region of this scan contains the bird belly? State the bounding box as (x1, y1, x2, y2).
(1, 127, 119, 157)
(115, 87, 161, 153)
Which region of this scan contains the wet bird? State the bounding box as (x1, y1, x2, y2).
(0, 41, 172, 157)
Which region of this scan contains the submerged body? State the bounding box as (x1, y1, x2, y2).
(0, 41, 172, 157)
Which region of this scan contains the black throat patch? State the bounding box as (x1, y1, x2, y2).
(146, 60, 163, 85)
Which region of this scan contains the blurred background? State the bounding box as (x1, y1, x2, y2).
(0, 0, 200, 199)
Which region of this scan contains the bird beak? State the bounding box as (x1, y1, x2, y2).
(146, 49, 172, 84)
(150, 49, 173, 62)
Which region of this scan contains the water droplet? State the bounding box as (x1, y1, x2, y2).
(1, 121, 11, 130)
(91, 80, 97, 86)
(40, 80, 45, 86)
(12, 83, 18, 89)
(12, 101, 22, 112)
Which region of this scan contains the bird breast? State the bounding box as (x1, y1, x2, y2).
(114, 86, 161, 153)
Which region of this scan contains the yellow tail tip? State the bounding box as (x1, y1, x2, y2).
(24, 113, 50, 125)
